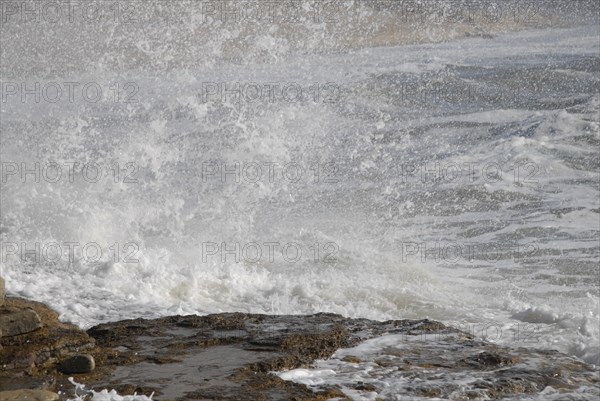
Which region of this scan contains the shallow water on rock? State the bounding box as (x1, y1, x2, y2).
(111, 345, 281, 400)
(82, 313, 599, 400)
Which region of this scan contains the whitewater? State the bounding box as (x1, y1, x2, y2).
(1, 1, 599, 398)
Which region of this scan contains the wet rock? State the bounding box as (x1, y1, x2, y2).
(341, 355, 361, 363)
(0, 297, 94, 373)
(0, 376, 55, 392)
(0, 306, 42, 337)
(460, 350, 517, 369)
(59, 354, 95, 374)
(279, 329, 600, 400)
(83, 313, 599, 401)
(0, 298, 598, 400)
(0, 390, 58, 401)
(0, 276, 5, 307)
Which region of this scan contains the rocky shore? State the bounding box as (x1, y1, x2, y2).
(1, 279, 599, 400)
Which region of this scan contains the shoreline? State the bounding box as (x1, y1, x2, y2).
(1, 296, 598, 400)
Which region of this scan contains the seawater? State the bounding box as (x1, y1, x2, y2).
(1, 1, 598, 398)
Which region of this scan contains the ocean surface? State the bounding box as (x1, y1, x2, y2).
(1, 1, 599, 399)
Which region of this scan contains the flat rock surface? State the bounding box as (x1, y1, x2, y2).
(0, 389, 58, 401)
(80, 313, 599, 400)
(0, 298, 598, 400)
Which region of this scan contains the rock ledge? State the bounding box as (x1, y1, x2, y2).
(1, 298, 598, 400)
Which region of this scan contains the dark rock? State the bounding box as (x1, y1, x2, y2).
(59, 354, 95, 374)
(0, 306, 42, 337)
(0, 276, 5, 307)
(461, 350, 517, 369)
(0, 298, 598, 400)
(82, 313, 599, 401)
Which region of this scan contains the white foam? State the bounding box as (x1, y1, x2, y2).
(1, 24, 598, 398)
(66, 378, 153, 401)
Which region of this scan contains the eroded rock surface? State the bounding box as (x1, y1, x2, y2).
(82, 314, 599, 400)
(0, 297, 598, 400)
(0, 297, 95, 385)
(0, 306, 43, 337)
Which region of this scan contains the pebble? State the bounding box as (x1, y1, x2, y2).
(59, 354, 96, 374)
